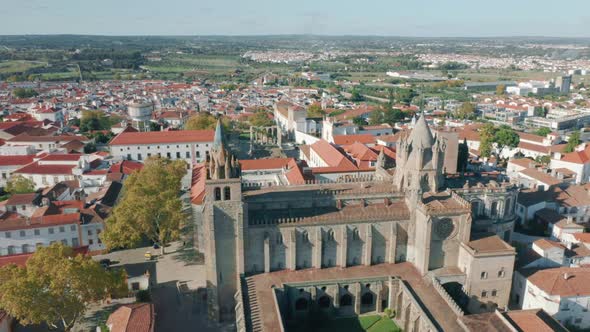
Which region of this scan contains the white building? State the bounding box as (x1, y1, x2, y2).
(516, 267, 590, 329)
(109, 129, 215, 165)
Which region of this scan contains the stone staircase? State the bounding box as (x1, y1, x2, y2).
(242, 276, 264, 332)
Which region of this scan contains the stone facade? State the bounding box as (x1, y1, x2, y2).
(200, 115, 518, 329)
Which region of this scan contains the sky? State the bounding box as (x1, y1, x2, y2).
(1, 0, 590, 37)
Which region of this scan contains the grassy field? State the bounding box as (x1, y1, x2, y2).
(291, 315, 400, 332)
(0, 60, 47, 74)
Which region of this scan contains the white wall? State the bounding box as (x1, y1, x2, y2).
(110, 141, 212, 165)
(0, 223, 80, 256)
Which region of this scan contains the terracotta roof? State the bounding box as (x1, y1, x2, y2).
(466, 235, 515, 254)
(528, 267, 590, 297)
(14, 161, 76, 175)
(519, 168, 561, 186)
(107, 303, 155, 332)
(239, 158, 293, 171)
(333, 134, 376, 145)
(504, 309, 568, 332)
(8, 134, 89, 143)
(109, 130, 214, 145)
(518, 132, 545, 143)
(190, 163, 207, 205)
(458, 311, 512, 332)
(533, 238, 566, 251)
(309, 140, 357, 171)
(508, 158, 537, 169)
(574, 233, 590, 244)
(4, 193, 38, 206)
(560, 144, 590, 165)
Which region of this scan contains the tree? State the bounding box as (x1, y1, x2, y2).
(534, 127, 551, 137)
(535, 155, 551, 165)
(6, 175, 35, 194)
(83, 143, 97, 153)
(249, 110, 274, 127)
(457, 138, 469, 173)
(496, 84, 506, 95)
(306, 104, 325, 118)
(479, 123, 496, 158)
(12, 88, 38, 99)
(350, 90, 364, 102)
(454, 102, 476, 120)
(101, 157, 187, 254)
(494, 126, 520, 154)
(352, 116, 366, 126)
(0, 243, 127, 331)
(79, 110, 113, 132)
(185, 112, 223, 131)
(564, 131, 581, 153)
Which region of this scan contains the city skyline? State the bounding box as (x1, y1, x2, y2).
(1, 0, 590, 37)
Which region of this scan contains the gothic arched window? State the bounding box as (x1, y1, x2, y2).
(224, 186, 231, 200)
(214, 187, 221, 201)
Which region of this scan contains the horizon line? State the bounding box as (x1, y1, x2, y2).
(0, 33, 590, 39)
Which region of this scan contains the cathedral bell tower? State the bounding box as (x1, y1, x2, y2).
(203, 119, 244, 322)
(393, 113, 446, 207)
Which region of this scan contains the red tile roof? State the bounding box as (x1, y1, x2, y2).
(14, 162, 76, 175)
(107, 303, 155, 332)
(560, 145, 590, 165)
(333, 134, 376, 145)
(239, 158, 293, 171)
(528, 267, 590, 297)
(310, 140, 357, 171)
(109, 130, 214, 145)
(190, 163, 207, 205)
(0, 155, 34, 166)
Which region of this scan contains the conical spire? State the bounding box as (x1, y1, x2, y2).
(213, 118, 224, 150)
(408, 113, 433, 149)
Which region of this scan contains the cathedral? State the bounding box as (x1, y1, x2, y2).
(197, 116, 518, 331)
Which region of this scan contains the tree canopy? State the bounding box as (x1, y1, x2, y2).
(306, 104, 325, 118)
(0, 244, 127, 331)
(370, 107, 404, 125)
(185, 112, 229, 131)
(249, 109, 274, 127)
(479, 123, 496, 158)
(564, 131, 581, 153)
(494, 126, 520, 152)
(79, 110, 119, 133)
(496, 84, 506, 95)
(534, 127, 551, 137)
(12, 88, 38, 99)
(454, 102, 476, 120)
(101, 157, 187, 254)
(6, 175, 35, 194)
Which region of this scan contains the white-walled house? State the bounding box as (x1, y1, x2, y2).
(109, 130, 214, 165)
(515, 267, 590, 329)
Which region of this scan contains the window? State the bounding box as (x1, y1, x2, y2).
(127, 154, 132, 160)
(196, 151, 201, 158)
(498, 269, 505, 278)
(22, 244, 31, 253)
(214, 187, 221, 201)
(61, 239, 67, 245)
(147, 153, 152, 158)
(166, 152, 171, 158)
(19, 230, 25, 237)
(137, 153, 142, 160)
(224, 186, 231, 200)
(72, 238, 79, 247)
(21, 205, 25, 211)
(70, 225, 76, 231)
(7, 246, 15, 255)
(491, 289, 497, 297)
(53, 176, 59, 184)
(481, 272, 488, 279)
(5, 232, 11, 238)
(481, 291, 487, 298)
(59, 226, 65, 233)
(88, 230, 93, 236)
(89, 239, 94, 245)
(34, 229, 40, 236)
(48, 228, 54, 234)
(131, 282, 140, 291)
(186, 151, 190, 158)
(176, 152, 181, 159)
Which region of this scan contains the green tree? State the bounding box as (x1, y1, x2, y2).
(350, 90, 364, 102)
(0, 244, 127, 331)
(564, 131, 581, 153)
(306, 104, 325, 118)
(535, 155, 551, 165)
(79, 110, 113, 132)
(454, 102, 476, 120)
(12, 88, 39, 99)
(496, 84, 506, 95)
(83, 143, 97, 153)
(249, 110, 274, 127)
(6, 175, 35, 194)
(457, 138, 469, 173)
(101, 157, 187, 254)
(479, 123, 496, 158)
(494, 126, 520, 154)
(185, 112, 218, 130)
(534, 127, 551, 137)
(352, 116, 366, 126)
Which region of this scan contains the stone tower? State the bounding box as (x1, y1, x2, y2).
(203, 119, 244, 322)
(393, 113, 446, 207)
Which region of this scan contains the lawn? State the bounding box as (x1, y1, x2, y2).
(292, 315, 400, 332)
(0, 60, 46, 74)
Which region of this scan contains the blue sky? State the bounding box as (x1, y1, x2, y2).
(1, 0, 589, 36)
